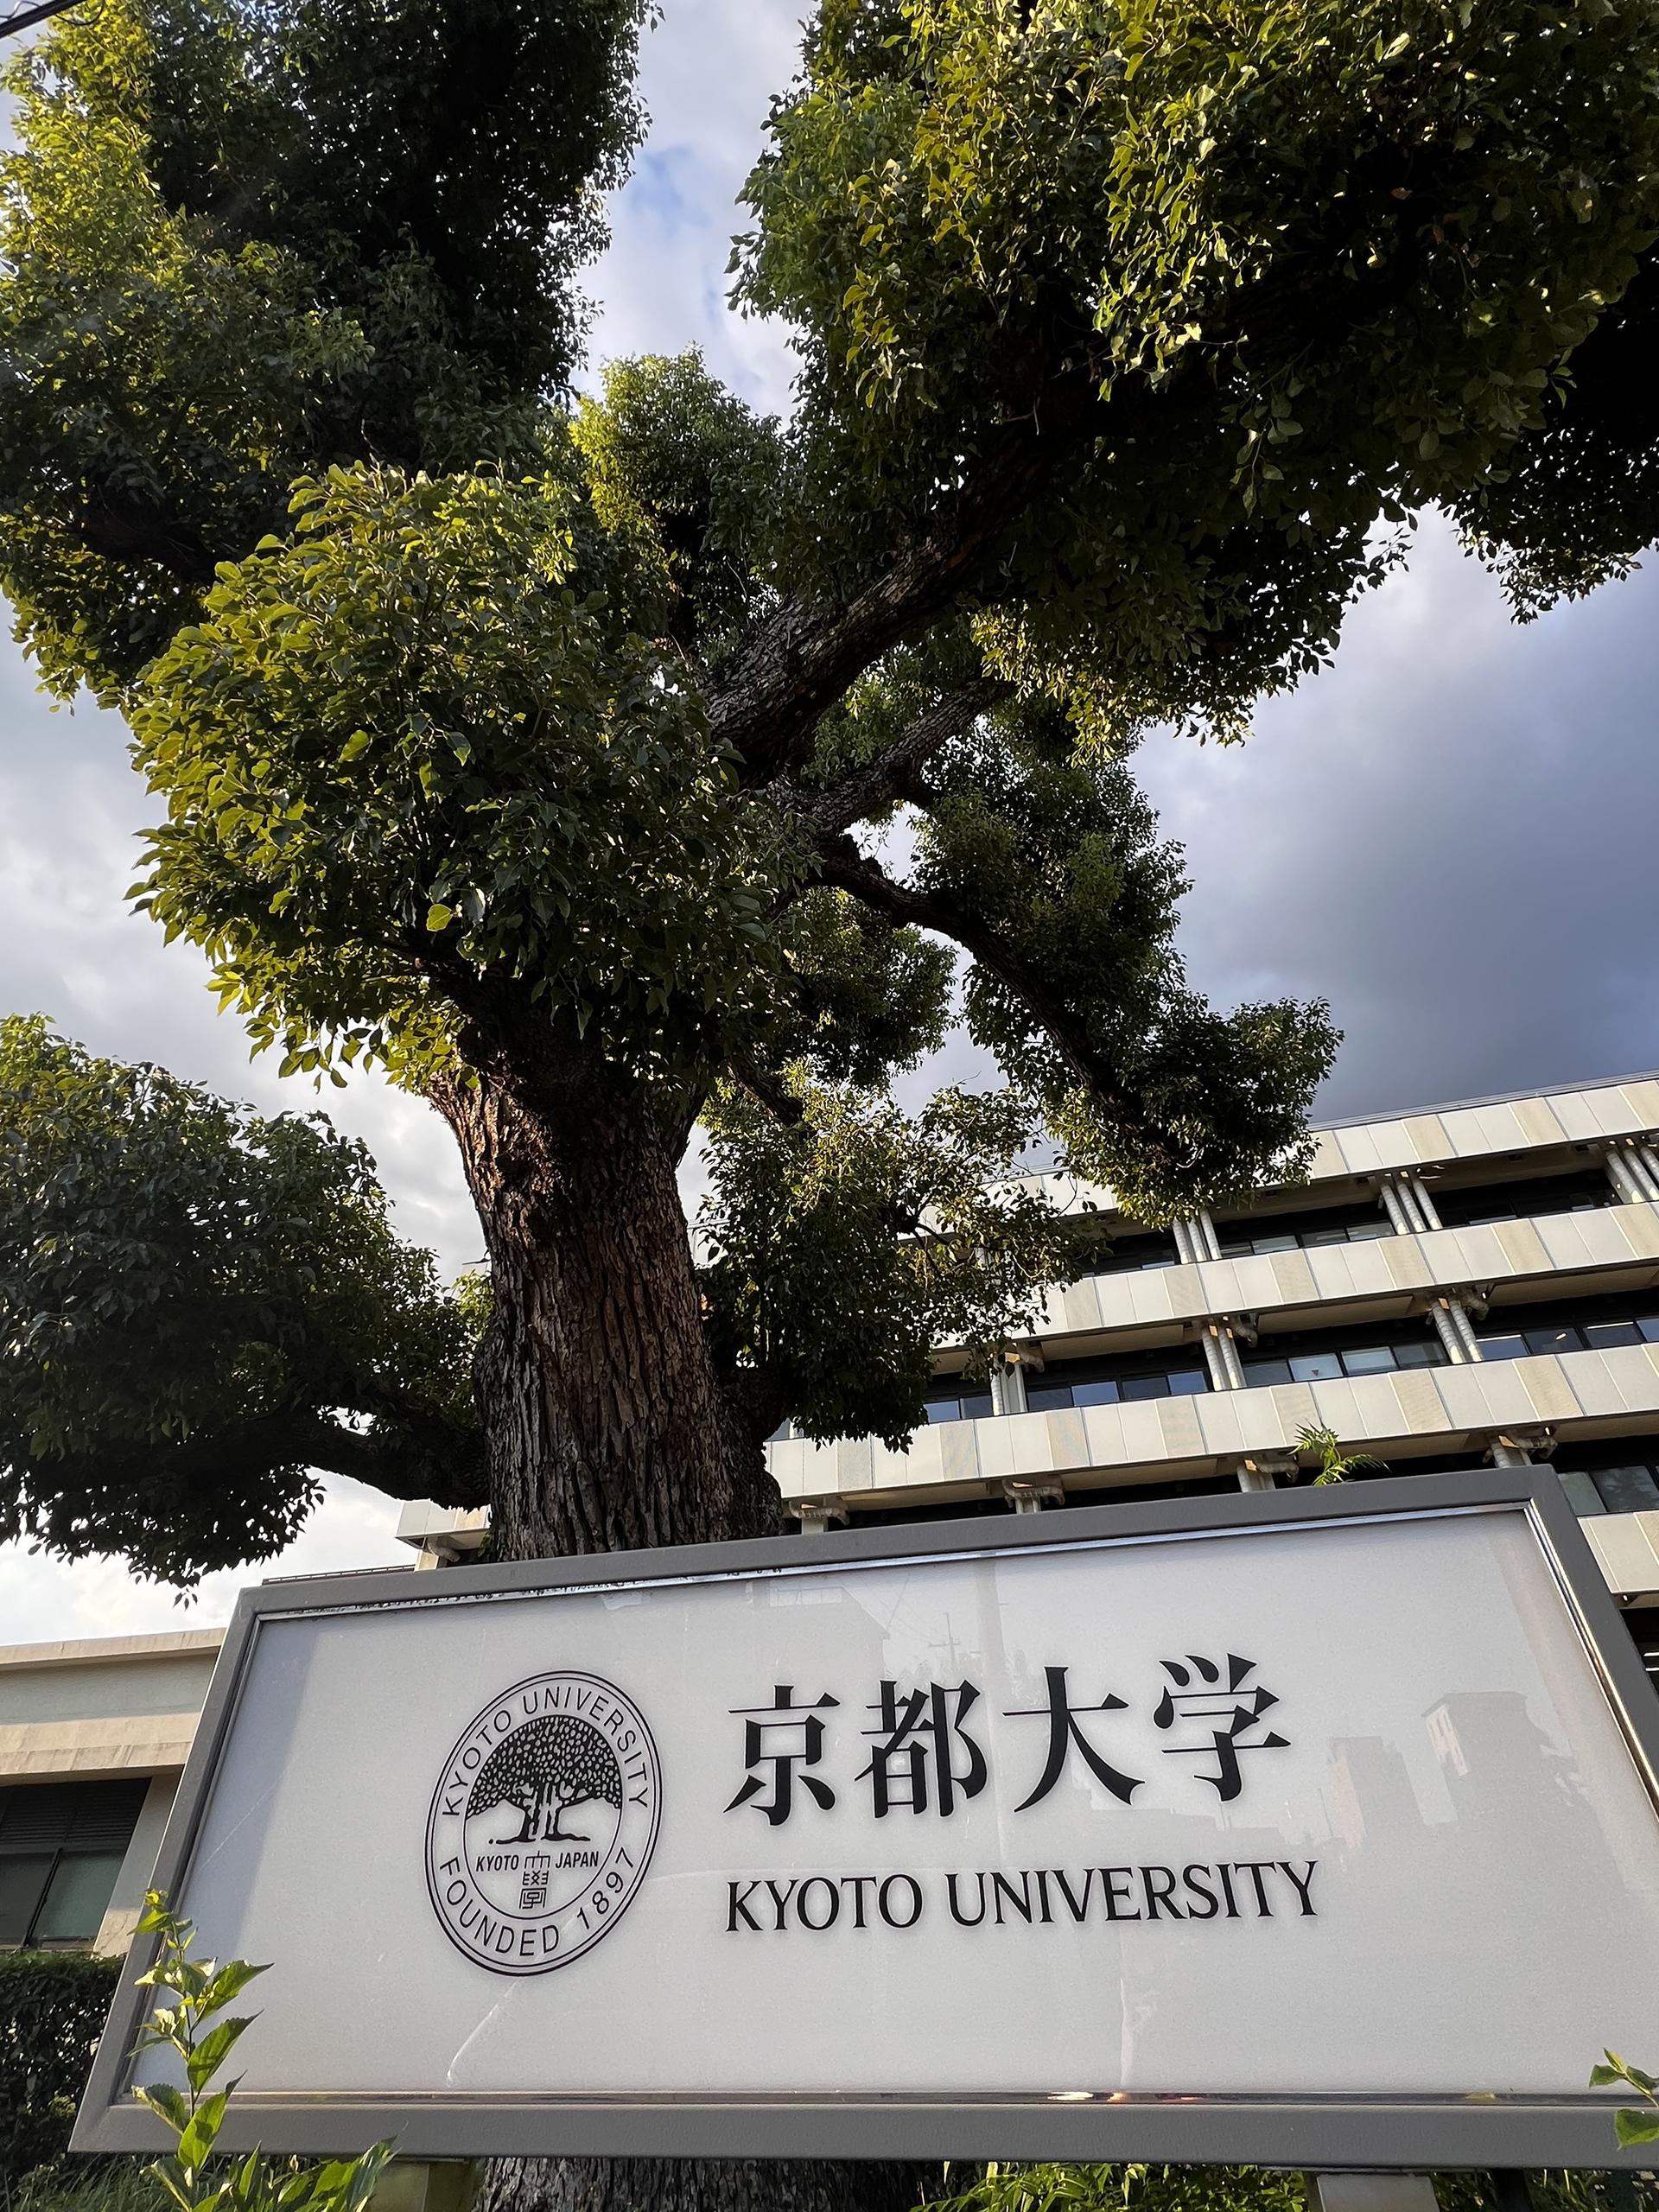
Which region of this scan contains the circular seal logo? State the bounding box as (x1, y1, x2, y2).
(425, 1670, 661, 1976)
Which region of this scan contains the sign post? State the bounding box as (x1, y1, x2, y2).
(73, 1470, 1659, 2168)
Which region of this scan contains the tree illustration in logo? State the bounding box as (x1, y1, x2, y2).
(467, 1716, 622, 1844)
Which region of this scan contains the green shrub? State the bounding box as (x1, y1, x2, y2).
(0, 1951, 122, 2184)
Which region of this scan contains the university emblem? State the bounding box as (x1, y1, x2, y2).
(425, 1669, 661, 1975)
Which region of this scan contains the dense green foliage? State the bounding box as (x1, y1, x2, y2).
(921, 2165, 1659, 2212)
(0, 1018, 483, 1580)
(0, 1949, 122, 2181)
(1, 0, 1656, 1574)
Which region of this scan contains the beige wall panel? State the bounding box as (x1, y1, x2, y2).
(1264, 1249, 1319, 1307)
(1155, 1394, 1205, 1459)
(1404, 1113, 1452, 1160)
(1616, 1204, 1659, 1262)
(1510, 1096, 1568, 1147)
(1057, 1277, 1105, 1332)
(1392, 1366, 1451, 1431)
(0, 1655, 218, 1729)
(1331, 1122, 1387, 1173)
(1514, 1356, 1590, 1426)
(1308, 1131, 1349, 1179)
(1490, 1218, 1553, 1277)
(0, 1712, 197, 1781)
(1192, 1393, 1249, 1455)
(1436, 1359, 1537, 1429)
(1583, 1512, 1659, 1598)
(1031, 1408, 1088, 1473)
(1079, 1401, 1133, 1468)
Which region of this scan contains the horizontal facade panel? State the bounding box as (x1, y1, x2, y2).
(768, 1344, 1659, 1504)
(1012, 1201, 1659, 1351)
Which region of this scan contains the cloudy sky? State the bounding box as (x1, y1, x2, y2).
(3, 0, 1656, 1642)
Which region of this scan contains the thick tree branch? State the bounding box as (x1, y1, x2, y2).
(817, 833, 1186, 1177)
(727, 1052, 807, 1125)
(709, 354, 1110, 782)
(779, 674, 1009, 836)
(15, 1407, 488, 1518)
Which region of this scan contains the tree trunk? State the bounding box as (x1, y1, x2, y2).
(434, 1057, 778, 1558)
(432, 1053, 939, 2212)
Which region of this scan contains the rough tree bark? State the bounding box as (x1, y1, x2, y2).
(430, 1044, 938, 2212)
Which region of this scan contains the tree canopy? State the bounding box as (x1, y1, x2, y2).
(1, 0, 1656, 1581)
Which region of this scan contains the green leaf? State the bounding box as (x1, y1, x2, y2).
(1616, 2108, 1659, 2145)
(188, 2014, 258, 2091)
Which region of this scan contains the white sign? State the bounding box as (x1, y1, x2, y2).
(75, 1477, 1659, 2164)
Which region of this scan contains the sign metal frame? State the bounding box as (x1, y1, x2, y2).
(73, 1468, 1659, 2168)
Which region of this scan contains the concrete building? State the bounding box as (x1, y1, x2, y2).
(8, 1066, 1659, 1956)
(0, 1630, 222, 1953)
(409, 1067, 1659, 1690)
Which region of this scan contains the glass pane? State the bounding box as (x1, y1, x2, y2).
(1300, 1227, 1349, 1247)
(958, 1391, 994, 1422)
(1584, 1321, 1642, 1350)
(923, 1399, 961, 1424)
(1243, 1359, 1293, 1388)
(1558, 1471, 1607, 1518)
(1025, 1382, 1074, 1413)
(1289, 1352, 1344, 1382)
(0, 1854, 53, 1946)
(1524, 1327, 1580, 1357)
(1166, 1369, 1207, 1396)
(1217, 1241, 1252, 1260)
(1639, 1317, 1659, 1343)
(1340, 1346, 1397, 1376)
(1593, 1466, 1659, 1516)
(1478, 1332, 1529, 1362)
(31, 1852, 123, 1944)
(1071, 1378, 1121, 1407)
(1251, 1233, 1299, 1254)
(1347, 1220, 1392, 1241)
(1120, 1374, 1171, 1401)
(1394, 1341, 1441, 1368)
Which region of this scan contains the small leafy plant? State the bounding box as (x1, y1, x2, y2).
(1592, 2051, 1659, 2147)
(1296, 1423, 1383, 1487)
(130, 1893, 394, 2212)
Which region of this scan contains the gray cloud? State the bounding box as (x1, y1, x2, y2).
(1137, 515, 1659, 1118)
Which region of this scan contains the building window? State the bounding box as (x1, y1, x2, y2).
(1478, 1312, 1659, 1363)
(0, 1779, 146, 1950)
(1023, 1354, 1208, 1413)
(1241, 1338, 1446, 1389)
(1556, 1464, 1659, 1517)
(1087, 1230, 1180, 1275)
(1213, 1200, 1392, 1258)
(922, 1383, 995, 1425)
(1429, 1167, 1613, 1229)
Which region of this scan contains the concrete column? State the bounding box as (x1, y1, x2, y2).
(1191, 1208, 1223, 1262)
(1428, 1292, 1483, 1364)
(1378, 1177, 1418, 1235)
(1407, 1173, 1443, 1230)
(1236, 1453, 1294, 1493)
(796, 1498, 847, 1535)
(1172, 1217, 1200, 1264)
(1605, 1147, 1650, 1205)
(1200, 1319, 1246, 1391)
(1637, 1141, 1659, 1195)
(1003, 1478, 1064, 1514)
(990, 1357, 1028, 1415)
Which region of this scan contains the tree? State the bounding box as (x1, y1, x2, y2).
(470, 1718, 623, 1845)
(2, 1, 1658, 2209)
